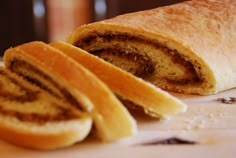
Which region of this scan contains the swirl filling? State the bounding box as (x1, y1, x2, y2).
(74, 32, 203, 86)
(0, 69, 79, 125)
(91, 48, 155, 78)
(7, 59, 84, 111)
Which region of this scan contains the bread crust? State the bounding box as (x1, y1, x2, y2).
(0, 117, 92, 150)
(3, 41, 137, 142)
(50, 41, 186, 118)
(67, 0, 236, 95)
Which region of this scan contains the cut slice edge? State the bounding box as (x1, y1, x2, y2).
(50, 41, 187, 119)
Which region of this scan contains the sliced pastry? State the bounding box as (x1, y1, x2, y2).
(3, 41, 137, 141)
(66, 0, 236, 95)
(50, 41, 187, 118)
(0, 67, 92, 150)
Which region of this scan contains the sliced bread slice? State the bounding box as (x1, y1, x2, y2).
(0, 67, 92, 150)
(3, 41, 137, 142)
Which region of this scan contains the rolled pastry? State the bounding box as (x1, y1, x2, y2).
(50, 41, 186, 118)
(0, 67, 92, 150)
(67, 0, 236, 95)
(3, 41, 137, 142)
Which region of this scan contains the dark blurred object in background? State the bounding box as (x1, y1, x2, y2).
(0, 0, 48, 56)
(1, 0, 34, 55)
(0, 0, 186, 56)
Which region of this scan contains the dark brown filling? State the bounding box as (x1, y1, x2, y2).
(8, 59, 84, 111)
(0, 69, 39, 103)
(91, 48, 155, 78)
(0, 105, 79, 125)
(75, 32, 203, 84)
(166, 49, 202, 84)
(0, 69, 79, 124)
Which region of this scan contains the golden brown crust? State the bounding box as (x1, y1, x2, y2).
(0, 117, 92, 150)
(67, 0, 236, 95)
(50, 41, 186, 118)
(3, 41, 137, 142)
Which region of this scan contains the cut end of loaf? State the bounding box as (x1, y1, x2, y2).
(67, 23, 216, 95)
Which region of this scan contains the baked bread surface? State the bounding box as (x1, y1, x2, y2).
(67, 0, 236, 95)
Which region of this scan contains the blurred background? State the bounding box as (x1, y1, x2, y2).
(0, 0, 185, 55)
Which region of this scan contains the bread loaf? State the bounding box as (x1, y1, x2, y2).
(67, 0, 236, 95)
(50, 41, 186, 118)
(0, 67, 92, 150)
(3, 41, 137, 142)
